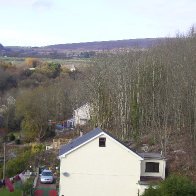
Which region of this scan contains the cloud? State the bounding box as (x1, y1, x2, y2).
(32, 0, 53, 11)
(0, 0, 54, 11)
(0, 27, 60, 46)
(0, 0, 35, 6)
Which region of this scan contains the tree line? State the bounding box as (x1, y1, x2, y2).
(1, 28, 196, 151)
(84, 29, 196, 157)
(0, 58, 82, 141)
(0, 27, 196, 181)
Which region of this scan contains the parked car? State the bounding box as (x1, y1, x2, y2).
(40, 169, 54, 184)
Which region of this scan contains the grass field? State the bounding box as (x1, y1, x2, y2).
(0, 188, 22, 196)
(0, 181, 23, 196)
(0, 56, 91, 69)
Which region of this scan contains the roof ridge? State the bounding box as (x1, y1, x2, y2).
(59, 127, 103, 156)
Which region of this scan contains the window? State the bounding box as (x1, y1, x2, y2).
(99, 137, 106, 147)
(145, 162, 159, 173)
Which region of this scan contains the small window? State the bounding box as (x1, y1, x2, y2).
(99, 137, 106, 147)
(145, 162, 159, 173)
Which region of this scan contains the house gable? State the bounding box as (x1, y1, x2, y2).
(59, 127, 143, 161)
(59, 128, 166, 196)
(59, 128, 143, 196)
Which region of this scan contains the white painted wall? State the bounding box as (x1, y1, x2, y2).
(59, 133, 142, 196)
(73, 103, 90, 126)
(140, 159, 166, 179)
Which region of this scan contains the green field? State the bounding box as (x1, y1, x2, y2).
(0, 56, 91, 69)
(0, 181, 23, 196)
(0, 188, 22, 196)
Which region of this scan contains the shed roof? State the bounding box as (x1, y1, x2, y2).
(138, 152, 164, 160)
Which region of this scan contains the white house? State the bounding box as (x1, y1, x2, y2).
(66, 118, 74, 128)
(73, 103, 91, 126)
(7, 96, 16, 105)
(59, 128, 166, 196)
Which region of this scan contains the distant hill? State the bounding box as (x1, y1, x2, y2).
(0, 43, 4, 50)
(2, 38, 167, 58)
(45, 38, 165, 51)
(0, 43, 7, 56)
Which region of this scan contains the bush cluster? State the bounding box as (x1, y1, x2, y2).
(142, 175, 196, 196)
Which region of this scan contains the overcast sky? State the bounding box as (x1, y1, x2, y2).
(0, 0, 195, 46)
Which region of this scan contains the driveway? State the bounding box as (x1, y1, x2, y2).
(33, 176, 58, 196)
(36, 176, 56, 189)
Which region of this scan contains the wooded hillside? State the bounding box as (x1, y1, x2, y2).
(0, 28, 196, 180)
(82, 31, 196, 180)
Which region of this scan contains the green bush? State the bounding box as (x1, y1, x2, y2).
(142, 175, 196, 196)
(15, 138, 21, 144)
(8, 133, 15, 141)
(31, 143, 45, 153)
(6, 150, 31, 177)
(21, 178, 33, 196)
(142, 186, 159, 196)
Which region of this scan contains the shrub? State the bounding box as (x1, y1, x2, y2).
(142, 186, 159, 196)
(160, 175, 196, 196)
(21, 178, 33, 195)
(6, 150, 31, 177)
(8, 133, 15, 141)
(31, 143, 45, 153)
(15, 138, 21, 144)
(142, 175, 196, 196)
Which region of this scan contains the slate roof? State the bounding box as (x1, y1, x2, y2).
(59, 127, 163, 160)
(138, 152, 164, 160)
(59, 127, 103, 156)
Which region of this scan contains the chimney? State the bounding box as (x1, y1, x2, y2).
(80, 130, 83, 137)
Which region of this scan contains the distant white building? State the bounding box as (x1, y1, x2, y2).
(59, 128, 166, 196)
(0, 105, 7, 113)
(29, 67, 36, 71)
(66, 118, 74, 128)
(73, 103, 91, 126)
(70, 65, 76, 72)
(7, 96, 16, 105)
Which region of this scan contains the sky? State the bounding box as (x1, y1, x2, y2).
(0, 0, 195, 46)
